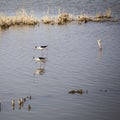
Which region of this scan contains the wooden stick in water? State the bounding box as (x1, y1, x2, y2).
(97, 39, 102, 51)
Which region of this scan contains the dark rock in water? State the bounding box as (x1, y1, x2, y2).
(76, 89, 83, 94)
(68, 90, 76, 94)
(68, 89, 88, 94)
(28, 105, 31, 111)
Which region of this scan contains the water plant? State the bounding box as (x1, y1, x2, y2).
(0, 8, 118, 30)
(57, 12, 73, 25)
(95, 8, 111, 19)
(68, 89, 88, 94)
(42, 7, 54, 24)
(76, 13, 92, 23)
(0, 9, 39, 29)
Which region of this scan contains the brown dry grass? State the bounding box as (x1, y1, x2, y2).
(42, 7, 54, 24)
(57, 13, 73, 24)
(0, 8, 118, 29)
(76, 13, 93, 23)
(95, 8, 111, 19)
(0, 9, 39, 29)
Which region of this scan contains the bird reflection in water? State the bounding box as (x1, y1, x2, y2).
(98, 50, 102, 59)
(33, 59, 46, 75)
(34, 67, 46, 75)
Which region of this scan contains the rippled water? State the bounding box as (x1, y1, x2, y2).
(0, 0, 120, 120)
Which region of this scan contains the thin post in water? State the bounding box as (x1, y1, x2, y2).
(97, 39, 102, 51)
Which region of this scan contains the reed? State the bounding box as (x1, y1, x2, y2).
(42, 7, 54, 24)
(105, 8, 111, 18)
(42, 16, 54, 24)
(57, 8, 74, 24)
(95, 8, 111, 19)
(57, 13, 73, 25)
(42, 8, 73, 25)
(76, 13, 92, 23)
(0, 8, 117, 29)
(0, 9, 39, 29)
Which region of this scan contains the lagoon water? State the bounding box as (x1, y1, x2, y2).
(0, 0, 120, 120)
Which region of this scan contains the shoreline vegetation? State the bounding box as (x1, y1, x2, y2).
(0, 8, 119, 30)
(0, 9, 39, 30)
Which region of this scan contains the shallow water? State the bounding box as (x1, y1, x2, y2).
(0, 0, 120, 120)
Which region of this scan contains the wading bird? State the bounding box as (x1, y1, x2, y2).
(35, 45, 48, 51)
(33, 57, 47, 63)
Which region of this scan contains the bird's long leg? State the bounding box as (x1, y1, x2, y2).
(46, 48, 48, 51)
(40, 62, 42, 68)
(45, 48, 48, 57)
(41, 50, 44, 56)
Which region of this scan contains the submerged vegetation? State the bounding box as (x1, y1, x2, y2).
(0, 8, 118, 30)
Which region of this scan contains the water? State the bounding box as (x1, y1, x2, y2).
(0, 0, 120, 120)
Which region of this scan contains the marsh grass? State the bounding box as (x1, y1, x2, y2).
(0, 9, 39, 29)
(76, 13, 93, 23)
(55, 8, 113, 24)
(57, 13, 73, 25)
(0, 8, 118, 29)
(42, 7, 54, 24)
(42, 16, 54, 24)
(95, 8, 111, 19)
(76, 8, 112, 23)
(42, 8, 74, 25)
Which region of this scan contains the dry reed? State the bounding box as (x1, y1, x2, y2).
(42, 7, 54, 24)
(42, 8, 74, 25)
(0, 8, 118, 29)
(95, 8, 111, 19)
(42, 16, 54, 24)
(56, 8, 74, 25)
(57, 13, 73, 25)
(0, 9, 39, 29)
(76, 13, 93, 23)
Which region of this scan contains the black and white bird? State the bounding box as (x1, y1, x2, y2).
(33, 57, 47, 63)
(35, 45, 48, 51)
